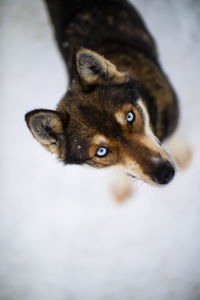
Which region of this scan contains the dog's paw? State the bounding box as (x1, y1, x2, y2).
(166, 134, 193, 170)
(111, 182, 133, 203)
(110, 170, 134, 203)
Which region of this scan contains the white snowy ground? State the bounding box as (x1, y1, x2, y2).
(1, 0, 200, 299)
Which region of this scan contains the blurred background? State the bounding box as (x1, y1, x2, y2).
(1, 0, 200, 299)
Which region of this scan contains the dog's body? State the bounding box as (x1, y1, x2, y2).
(26, 0, 180, 187)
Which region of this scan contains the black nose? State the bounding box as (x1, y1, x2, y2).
(152, 161, 175, 185)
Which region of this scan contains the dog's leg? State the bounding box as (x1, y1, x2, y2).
(110, 169, 135, 203)
(165, 133, 193, 170)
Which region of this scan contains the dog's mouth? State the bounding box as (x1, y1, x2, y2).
(126, 160, 175, 185)
(126, 173, 137, 179)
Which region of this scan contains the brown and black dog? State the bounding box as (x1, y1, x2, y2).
(25, 0, 180, 189)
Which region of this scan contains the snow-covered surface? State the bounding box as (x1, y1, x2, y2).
(1, 0, 200, 299)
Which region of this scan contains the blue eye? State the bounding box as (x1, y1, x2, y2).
(96, 147, 109, 158)
(126, 111, 135, 124)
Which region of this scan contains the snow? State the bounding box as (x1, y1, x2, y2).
(1, 0, 200, 299)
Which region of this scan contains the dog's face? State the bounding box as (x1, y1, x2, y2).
(26, 49, 175, 185)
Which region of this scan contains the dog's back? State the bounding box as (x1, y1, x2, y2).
(46, 0, 157, 71)
(45, 0, 178, 140)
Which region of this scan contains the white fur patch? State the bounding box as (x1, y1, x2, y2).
(137, 99, 160, 146)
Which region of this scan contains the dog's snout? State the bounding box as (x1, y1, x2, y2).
(152, 161, 175, 185)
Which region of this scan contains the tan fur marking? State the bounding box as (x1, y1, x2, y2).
(92, 134, 109, 145)
(115, 111, 126, 126)
(120, 158, 156, 185)
(120, 157, 149, 183)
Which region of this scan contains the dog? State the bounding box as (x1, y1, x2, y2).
(25, 0, 181, 195)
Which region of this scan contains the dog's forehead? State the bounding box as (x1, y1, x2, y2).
(96, 81, 139, 105)
(76, 103, 123, 138)
(68, 78, 139, 105)
(62, 80, 141, 144)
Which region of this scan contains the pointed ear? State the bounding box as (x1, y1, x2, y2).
(25, 109, 66, 156)
(76, 48, 127, 86)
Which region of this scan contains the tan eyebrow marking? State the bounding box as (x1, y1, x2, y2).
(92, 134, 109, 145)
(89, 134, 110, 158)
(115, 111, 126, 126)
(114, 103, 133, 126)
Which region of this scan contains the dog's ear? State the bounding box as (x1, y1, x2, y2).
(25, 109, 67, 156)
(76, 48, 126, 86)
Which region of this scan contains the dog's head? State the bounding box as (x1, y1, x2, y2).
(25, 49, 175, 185)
